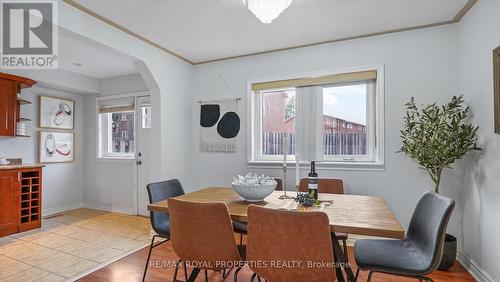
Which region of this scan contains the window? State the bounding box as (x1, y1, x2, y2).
(258, 89, 296, 159)
(250, 68, 383, 167)
(98, 97, 136, 158)
(141, 106, 152, 129)
(322, 82, 374, 161)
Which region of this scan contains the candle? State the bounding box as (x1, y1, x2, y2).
(282, 136, 288, 165)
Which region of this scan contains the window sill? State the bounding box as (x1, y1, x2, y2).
(247, 160, 385, 171)
(96, 157, 136, 164)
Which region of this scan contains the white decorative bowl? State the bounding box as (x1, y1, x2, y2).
(232, 182, 277, 202)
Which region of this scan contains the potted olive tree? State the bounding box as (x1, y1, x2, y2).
(399, 95, 480, 270)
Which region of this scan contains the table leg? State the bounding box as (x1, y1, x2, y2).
(331, 233, 355, 282)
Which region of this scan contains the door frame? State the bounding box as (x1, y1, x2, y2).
(135, 94, 152, 216)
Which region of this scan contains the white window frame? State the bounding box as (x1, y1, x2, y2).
(96, 93, 144, 161)
(252, 87, 297, 162)
(247, 65, 385, 170)
(141, 105, 152, 129)
(320, 80, 376, 163)
(98, 110, 136, 159)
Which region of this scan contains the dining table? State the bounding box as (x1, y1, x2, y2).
(148, 187, 405, 282)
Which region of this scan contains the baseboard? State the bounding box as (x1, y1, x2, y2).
(83, 201, 135, 215)
(457, 249, 493, 282)
(42, 203, 84, 218)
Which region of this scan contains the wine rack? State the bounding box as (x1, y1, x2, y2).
(19, 169, 42, 231)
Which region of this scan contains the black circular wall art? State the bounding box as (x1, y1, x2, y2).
(217, 111, 240, 138)
(200, 104, 220, 127)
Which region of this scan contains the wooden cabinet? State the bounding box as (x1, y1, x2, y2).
(0, 73, 36, 137)
(0, 170, 20, 236)
(0, 79, 18, 136)
(0, 167, 42, 236)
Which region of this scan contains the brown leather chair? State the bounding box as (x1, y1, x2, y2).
(247, 205, 336, 282)
(168, 198, 245, 281)
(299, 178, 343, 194)
(299, 178, 349, 256)
(233, 177, 283, 245)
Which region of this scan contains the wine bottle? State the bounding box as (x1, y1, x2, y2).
(308, 161, 318, 200)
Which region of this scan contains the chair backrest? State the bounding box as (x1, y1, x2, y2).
(274, 178, 283, 191)
(168, 198, 242, 270)
(146, 179, 185, 234)
(406, 192, 455, 272)
(299, 178, 344, 194)
(247, 205, 336, 282)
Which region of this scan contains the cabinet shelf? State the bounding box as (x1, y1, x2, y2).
(17, 99, 31, 105)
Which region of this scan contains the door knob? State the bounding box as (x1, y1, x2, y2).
(136, 160, 142, 165)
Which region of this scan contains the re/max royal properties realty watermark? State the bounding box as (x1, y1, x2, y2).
(1, 0, 58, 69)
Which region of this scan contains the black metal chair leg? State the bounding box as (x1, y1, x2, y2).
(223, 267, 234, 279)
(250, 273, 257, 282)
(186, 268, 200, 282)
(204, 269, 208, 281)
(240, 233, 243, 245)
(367, 271, 373, 282)
(142, 235, 158, 281)
(234, 267, 242, 282)
(173, 260, 181, 282)
(343, 239, 348, 257)
(355, 268, 360, 281)
(183, 261, 188, 281)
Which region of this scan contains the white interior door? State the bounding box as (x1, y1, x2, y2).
(136, 95, 152, 216)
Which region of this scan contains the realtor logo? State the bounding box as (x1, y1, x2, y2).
(1, 0, 58, 69)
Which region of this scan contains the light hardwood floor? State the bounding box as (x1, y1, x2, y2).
(80, 236, 475, 282)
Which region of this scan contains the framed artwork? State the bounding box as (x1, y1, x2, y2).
(494, 46, 500, 134)
(39, 131, 74, 163)
(39, 96, 74, 130)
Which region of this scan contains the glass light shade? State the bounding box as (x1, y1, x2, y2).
(243, 0, 292, 24)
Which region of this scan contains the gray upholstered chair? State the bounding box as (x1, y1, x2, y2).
(143, 179, 186, 281)
(354, 192, 455, 282)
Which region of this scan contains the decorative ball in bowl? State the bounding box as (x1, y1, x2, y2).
(232, 173, 277, 202)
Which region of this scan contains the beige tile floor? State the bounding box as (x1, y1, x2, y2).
(0, 208, 151, 281)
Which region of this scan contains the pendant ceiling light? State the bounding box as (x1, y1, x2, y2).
(243, 0, 292, 24)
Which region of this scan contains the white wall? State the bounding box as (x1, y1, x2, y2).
(81, 93, 136, 213)
(60, 2, 194, 192)
(191, 25, 459, 231)
(82, 78, 148, 214)
(99, 74, 148, 96)
(82, 71, 192, 214)
(0, 87, 85, 215)
(453, 0, 500, 280)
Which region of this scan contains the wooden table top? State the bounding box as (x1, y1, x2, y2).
(148, 187, 405, 239)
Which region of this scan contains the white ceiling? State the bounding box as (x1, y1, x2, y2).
(68, 0, 473, 64)
(59, 33, 138, 79)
